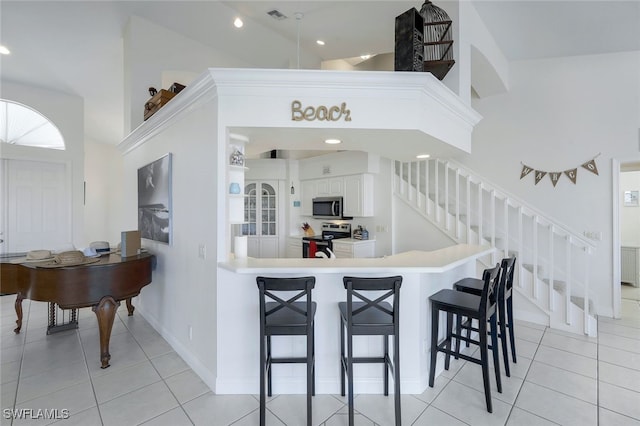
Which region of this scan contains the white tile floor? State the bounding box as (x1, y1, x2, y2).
(1, 295, 639, 426)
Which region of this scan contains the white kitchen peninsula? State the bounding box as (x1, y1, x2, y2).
(216, 244, 493, 395)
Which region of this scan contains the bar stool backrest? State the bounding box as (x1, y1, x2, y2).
(480, 264, 501, 322)
(256, 276, 316, 334)
(500, 257, 517, 299)
(342, 276, 402, 334)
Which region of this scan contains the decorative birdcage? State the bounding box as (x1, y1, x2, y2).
(420, 0, 455, 80)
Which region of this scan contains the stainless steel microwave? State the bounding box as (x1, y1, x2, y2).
(312, 196, 344, 219)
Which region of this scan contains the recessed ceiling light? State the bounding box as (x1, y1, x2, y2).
(0, 45, 10, 55)
(416, 154, 430, 159)
(316, 40, 325, 46)
(233, 17, 244, 28)
(360, 54, 371, 60)
(325, 138, 341, 144)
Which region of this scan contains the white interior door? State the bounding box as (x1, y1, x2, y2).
(2, 159, 70, 254)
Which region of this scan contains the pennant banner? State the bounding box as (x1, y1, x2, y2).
(549, 172, 562, 187)
(520, 155, 599, 187)
(581, 159, 599, 175)
(564, 168, 577, 184)
(534, 170, 547, 185)
(520, 165, 533, 179)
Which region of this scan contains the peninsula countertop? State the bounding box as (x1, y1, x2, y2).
(219, 244, 494, 274)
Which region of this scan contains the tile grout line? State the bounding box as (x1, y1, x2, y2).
(8, 299, 30, 426)
(113, 309, 192, 426)
(74, 322, 104, 426)
(503, 325, 554, 426)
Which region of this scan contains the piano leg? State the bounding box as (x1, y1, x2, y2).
(92, 296, 120, 369)
(126, 297, 135, 316)
(14, 294, 23, 333)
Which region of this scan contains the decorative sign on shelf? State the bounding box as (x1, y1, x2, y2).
(520, 154, 600, 187)
(291, 100, 352, 122)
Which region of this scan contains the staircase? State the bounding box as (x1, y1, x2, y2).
(394, 159, 597, 336)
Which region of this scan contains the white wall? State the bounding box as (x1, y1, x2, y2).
(464, 51, 640, 317)
(123, 15, 254, 134)
(621, 171, 640, 246)
(120, 100, 221, 391)
(84, 139, 123, 246)
(393, 197, 456, 253)
(0, 81, 85, 249)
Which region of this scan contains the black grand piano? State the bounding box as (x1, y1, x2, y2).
(1, 253, 154, 369)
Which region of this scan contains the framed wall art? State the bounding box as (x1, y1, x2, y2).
(624, 190, 639, 207)
(138, 153, 172, 243)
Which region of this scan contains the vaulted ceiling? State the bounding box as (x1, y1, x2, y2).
(1, 1, 638, 145)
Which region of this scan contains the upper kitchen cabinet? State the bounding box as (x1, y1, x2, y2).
(343, 174, 374, 217)
(301, 180, 317, 216)
(316, 177, 343, 197)
(299, 151, 379, 217)
(301, 173, 374, 217)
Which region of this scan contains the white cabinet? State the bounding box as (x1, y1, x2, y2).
(316, 177, 343, 196)
(301, 174, 374, 217)
(301, 180, 317, 216)
(332, 240, 375, 258)
(343, 174, 374, 217)
(248, 236, 279, 258)
(286, 237, 303, 258)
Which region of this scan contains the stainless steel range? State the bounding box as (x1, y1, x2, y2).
(302, 223, 351, 258)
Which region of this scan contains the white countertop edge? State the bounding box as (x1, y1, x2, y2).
(219, 244, 495, 274)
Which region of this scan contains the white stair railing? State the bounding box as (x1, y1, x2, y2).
(394, 159, 596, 335)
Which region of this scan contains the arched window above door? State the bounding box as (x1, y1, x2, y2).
(0, 99, 65, 150)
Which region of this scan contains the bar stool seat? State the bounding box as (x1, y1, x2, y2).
(257, 276, 316, 426)
(429, 264, 502, 413)
(454, 257, 517, 376)
(340, 275, 403, 426)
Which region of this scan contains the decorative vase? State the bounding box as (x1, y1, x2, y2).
(229, 182, 241, 194)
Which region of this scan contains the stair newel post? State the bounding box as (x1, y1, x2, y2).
(490, 189, 496, 264)
(425, 160, 431, 217)
(477, 183, 483, 246)
(400, 163, 409, 199)
(503, 198, 509, 258)
(518, 207, 524, 288)
(434, 160, 440, 224)
(408, 161, 413, 203)
(416, 161, 422, 209)
(444, 161, 450, 231)
(455, 168, 460, 240)
(548, 224, 555, 312)
(532, 215, 539, 300)
(565, 236, 572, 326)
(583, 246, 590, 335)
(466, 177, 471, 244)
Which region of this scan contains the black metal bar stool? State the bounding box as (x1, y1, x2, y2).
(257, 276, 316, 426)
(454, 257, 517, 376)
(428, 264, 502, 413)
(339, 275, 403, 426)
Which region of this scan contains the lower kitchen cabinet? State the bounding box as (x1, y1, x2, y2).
(332, 239, 375, 258)
(286, 236, 303, 258)
(248, 236, 278, 258)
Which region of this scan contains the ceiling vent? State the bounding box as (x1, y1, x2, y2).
(267, 9, 288, 20)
